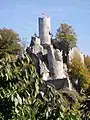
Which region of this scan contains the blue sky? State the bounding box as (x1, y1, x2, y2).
(0, 0, 90, 55)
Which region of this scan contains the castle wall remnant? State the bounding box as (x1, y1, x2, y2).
(30, 36, 43, 55)
(31, 36, 40, 45)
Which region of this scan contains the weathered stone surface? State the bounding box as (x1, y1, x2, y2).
(31, 36, 40, 46)
(39, 60, 50, 81)
(31, 44, 43, 55)
(41, 78, 68, 90)
(54, 49, 63, 61)
(30, 36, 43, 55)
(51, 59, 66, 79)
(47, 45, 66, 79)
(68, 47, 84, 64)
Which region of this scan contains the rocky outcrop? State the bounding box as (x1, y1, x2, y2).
(28, 35, 67, 80)
(27, 35, 72, 90)
(68, 47, 84, 64)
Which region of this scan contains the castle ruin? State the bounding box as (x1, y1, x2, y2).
(27, 14, 84, 90)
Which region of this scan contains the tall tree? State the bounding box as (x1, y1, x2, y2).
(56, 23, 77, 53)
(0, 28, 22, 58)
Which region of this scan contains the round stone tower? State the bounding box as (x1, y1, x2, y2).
(38, 15, 51, 45)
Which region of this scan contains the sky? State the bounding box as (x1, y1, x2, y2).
(0, 0, 90, 55)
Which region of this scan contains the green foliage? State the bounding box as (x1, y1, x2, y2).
(56, 23, 77, 53)
(59, 90, 82, 120)
(79, 87, 90, 120)
(0, 28, 22, 59)
(0, 54, 42, 119)
(84, 55, 90, 72)
(69, 54, 90, 90)
(0, 53, 83, 120)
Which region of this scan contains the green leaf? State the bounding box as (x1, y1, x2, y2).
(14, 97, 18, 106)
(60, 112, 64, 118)
(17, 93, 22, 105)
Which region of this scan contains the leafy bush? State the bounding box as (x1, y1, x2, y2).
(0, 54, 42, 119)
(0, 53, 82, 120)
